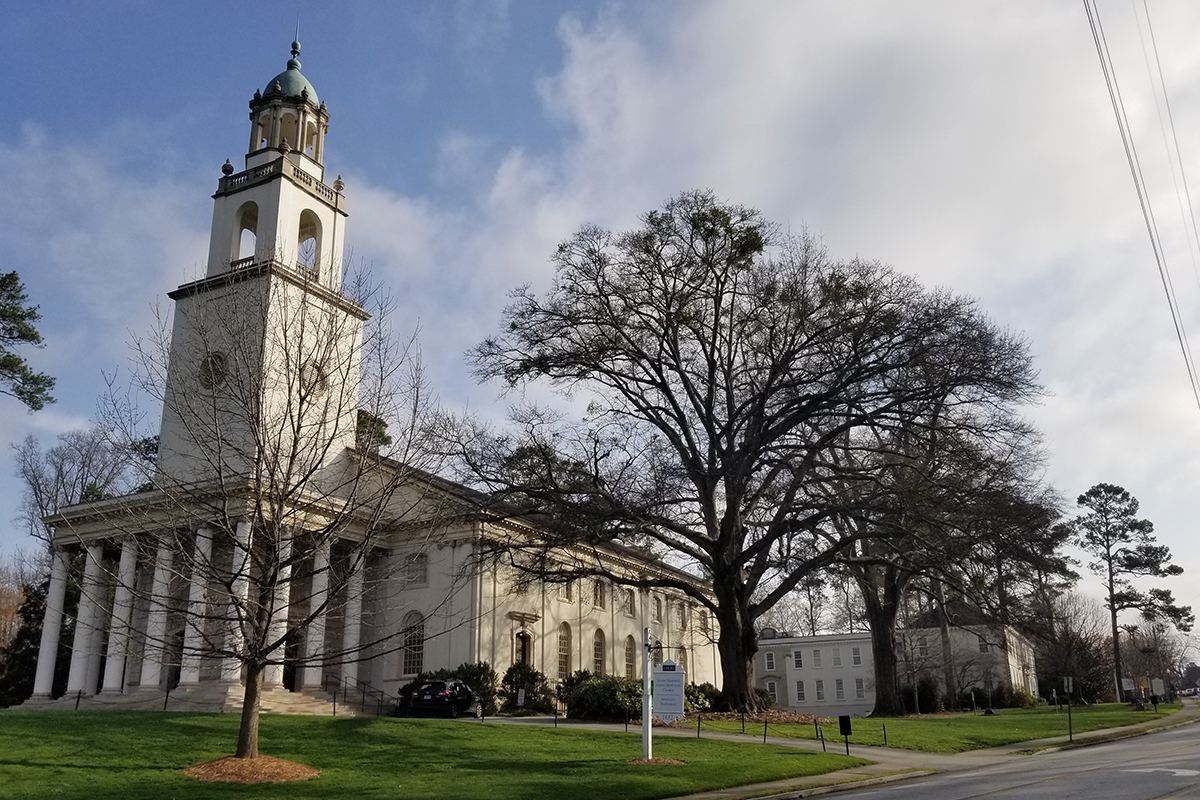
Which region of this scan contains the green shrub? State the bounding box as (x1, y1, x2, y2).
(754, 687, 776, 710)
(567, 674, 641, 720)
(556, 669, 593, 703)
(901, 676, 943, 714)
(686, 682, 720, 712)
(500, 662, 554, 713)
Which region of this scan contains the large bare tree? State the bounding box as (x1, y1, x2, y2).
(464, 190, 1041, 709)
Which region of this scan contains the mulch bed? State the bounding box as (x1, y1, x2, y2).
(182, 755, 320, 784)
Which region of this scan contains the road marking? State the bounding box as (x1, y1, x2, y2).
(1125, 768, 1200, 777)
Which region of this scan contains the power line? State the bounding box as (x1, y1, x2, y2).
(1082, 0, 1200, 412)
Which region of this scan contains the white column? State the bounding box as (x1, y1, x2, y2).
(139, 536, 175, 691)
(340, 559, 364, 686)
(263, 534, 293, 687)
(32, 547, 70, 697)
(301, 542, 330, 690)
(66, 543, 105, 695)
(179, 527, 213, 686)
(101, 539, 138, 693)
(222, 520, 252, 682)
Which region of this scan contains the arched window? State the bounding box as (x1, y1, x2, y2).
(624, 635, 637, 679)
(557, 623, 571, 680)
(297, 210, 321, 276)
(232, 202, 258, 264)
(593, 629, 606, 675)
(402, 611, 424, 676)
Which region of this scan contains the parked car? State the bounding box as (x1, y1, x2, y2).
(409, 679, 481, 718)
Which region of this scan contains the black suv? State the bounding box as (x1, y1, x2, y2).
(409, 679, 481, 718)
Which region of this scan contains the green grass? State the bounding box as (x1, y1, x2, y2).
(0, 711, 866, 800)
(700, 702, 1183, 753)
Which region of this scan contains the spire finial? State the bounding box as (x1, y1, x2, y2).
(292, 20, 301, 60)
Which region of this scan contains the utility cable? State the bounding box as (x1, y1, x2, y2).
(1083, 0, 1200, 412)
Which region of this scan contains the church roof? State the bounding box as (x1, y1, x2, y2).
(263, 39, 319, 106)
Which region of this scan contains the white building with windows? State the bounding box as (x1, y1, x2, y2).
(23, 43, 719, 714)
(898, 624, 1038, 702)
(754, 629, 876, 718)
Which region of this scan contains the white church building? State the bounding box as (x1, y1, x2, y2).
(25, 42, 721, 714)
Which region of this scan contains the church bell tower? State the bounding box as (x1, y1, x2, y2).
(156, 40, 366, 483)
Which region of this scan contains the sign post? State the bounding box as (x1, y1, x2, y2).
(1063, 677, 1074, 742)
(642, 627, 652, 760)
(838, 715, 852, 755)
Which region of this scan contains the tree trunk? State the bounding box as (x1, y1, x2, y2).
(1110, 605, 1124, 701)
(855, 576, 904, 715)
(235, 662, 264, 759)
(712, 576, 758, 711)
(934, 580, 958, 710)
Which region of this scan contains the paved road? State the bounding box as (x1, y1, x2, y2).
(833, 721, 1200, 800)
(486, 701, 1200, 799)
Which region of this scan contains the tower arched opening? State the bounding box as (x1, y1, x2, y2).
(297, 210, 322, 277)
(232, 202, 258, 265)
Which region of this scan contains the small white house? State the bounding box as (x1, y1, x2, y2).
(754, 629, 876, 717)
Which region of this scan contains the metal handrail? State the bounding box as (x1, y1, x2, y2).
(322, 674, 401, 717)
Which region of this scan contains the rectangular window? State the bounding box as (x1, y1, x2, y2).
(624, 589, 636, 617)
(767, 681, 777, 701)
(917, 636, 928, 658)
(832, 648, 842, 667)
(815, 679, 825, 701)
(813, 649, 822, 668)
(978, 635, 989, 653)
(855, 677, 865, 699)
(593, 580, 606, 609)
(765, 652, 775, 671)
(796, 680, 806, 702)
(698, 610, 709, 632)
(558, 581, 574, 602)
(654, 596, 663, 623)
(835, 678, 845, 700)
(404, 553, 428, 587)
(794, 649, 803, 668)
(852, 647, 862, 666)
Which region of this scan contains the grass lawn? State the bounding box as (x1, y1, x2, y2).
(0, 711, 866, 800)
(699, 702, 1183, 753)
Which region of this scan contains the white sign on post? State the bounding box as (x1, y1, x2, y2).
(654, 660, 686, 723)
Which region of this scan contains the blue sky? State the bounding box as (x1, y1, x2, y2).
(3, 1, 1200, 629)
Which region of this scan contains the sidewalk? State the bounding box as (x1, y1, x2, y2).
(484, 699, 1200, 800)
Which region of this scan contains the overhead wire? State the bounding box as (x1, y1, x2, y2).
(1136, 0, 1200, 296)
(1082, 0, 1200, 412)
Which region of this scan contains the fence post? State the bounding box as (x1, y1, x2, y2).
(763, 719, 768, 744)
(163, 687, 171, 712)
(819, 726, 826, 752)
(697, 712, 702, 738)
(883, 723, 887, 747)
(74, 690, 82, 710)
(333, 693, 337, 717)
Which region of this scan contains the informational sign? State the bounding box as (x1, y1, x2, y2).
(1152, 678, 1166, 696)
(653, 660, 686, 723)
(1122, 678, 1136, 692)
(1062, 677, 1073, 693)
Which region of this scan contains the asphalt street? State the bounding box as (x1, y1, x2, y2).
(830, 721, 1200, 800)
